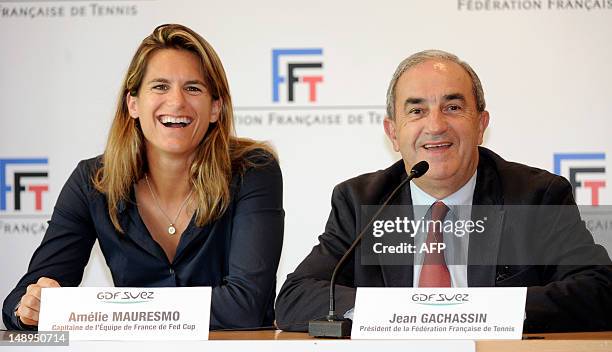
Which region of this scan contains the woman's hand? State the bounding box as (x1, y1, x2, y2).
(16, 277, 61, 326)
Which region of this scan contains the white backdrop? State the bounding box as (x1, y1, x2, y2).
(1, 0, 611, 329)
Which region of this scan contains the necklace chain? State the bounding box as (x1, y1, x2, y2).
(144, 173, 193, 236)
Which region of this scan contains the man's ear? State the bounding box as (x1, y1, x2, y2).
(210, 98, 222, 123)
(477, 110, 490, 145)
(384, 117, 401, 152)
(126, 92, 139, 119)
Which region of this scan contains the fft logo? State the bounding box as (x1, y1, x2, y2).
(554, 153, 606, 205)
(0, 158, 49, 212)
(272, 48, 323, 103)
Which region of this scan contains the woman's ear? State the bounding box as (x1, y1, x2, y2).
(210, 98, 222, 123)
(127, 92, 139, 119)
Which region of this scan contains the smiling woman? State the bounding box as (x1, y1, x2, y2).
(126, 49, 221, 159)
(2, 24, 284, 331)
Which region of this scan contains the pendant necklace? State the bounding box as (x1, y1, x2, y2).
(144, 173, 193, 236)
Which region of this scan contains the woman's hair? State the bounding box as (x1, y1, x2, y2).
(93, 23, 275, 233)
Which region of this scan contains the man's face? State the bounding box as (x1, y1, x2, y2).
(384, 59, 489, 196)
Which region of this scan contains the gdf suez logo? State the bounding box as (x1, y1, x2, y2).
(272, 48, 323, 103)
(0, 158, 48, 212)
(554, 153, 606, 206)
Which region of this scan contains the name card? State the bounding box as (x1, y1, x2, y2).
(38, 287, 211, 341)
(351, 287, 526, 339)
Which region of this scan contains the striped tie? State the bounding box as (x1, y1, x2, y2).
(418, 201, 451, 287)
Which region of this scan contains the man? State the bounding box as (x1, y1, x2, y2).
(275, 50, 612, 332)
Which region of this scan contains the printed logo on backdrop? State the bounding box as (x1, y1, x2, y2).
(0, 0, 151, 19)
(235, 47, 386, 128)
(457, 0, 612, 11)
(554, 152, 612, 253)
(272, 49, 323, 103)
(554, 153, 606, 206)
(0, 158, 49, 236)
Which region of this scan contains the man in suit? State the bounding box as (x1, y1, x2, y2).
(275, 50, 612, 332)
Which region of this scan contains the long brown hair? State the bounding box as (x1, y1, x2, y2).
(93, 24, 275, 233)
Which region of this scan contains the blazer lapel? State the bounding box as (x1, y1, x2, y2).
(379, 174, 414, 287)
(468, 153, 505, 287)
(467, 206, 504, 286)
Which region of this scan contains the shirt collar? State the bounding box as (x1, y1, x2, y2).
(410, 171, 478, 208)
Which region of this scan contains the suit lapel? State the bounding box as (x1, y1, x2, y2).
(467, 207, 504, 286)
(468, 152, 505, 287)
(375, 148, 507, 288)
(379, 175, 414, 287)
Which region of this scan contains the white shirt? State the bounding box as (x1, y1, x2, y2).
(411, 171, 477, 288)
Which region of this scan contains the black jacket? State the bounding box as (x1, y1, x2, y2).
(275, 147, 612, 333)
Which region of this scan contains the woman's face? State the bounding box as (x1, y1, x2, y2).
(127, 48, 221, 158)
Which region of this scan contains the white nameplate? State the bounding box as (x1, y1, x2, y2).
(38, 287, 211, 341)
(351, 287, 526, 339)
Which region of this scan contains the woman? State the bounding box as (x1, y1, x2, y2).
(2, 24, 284, 330)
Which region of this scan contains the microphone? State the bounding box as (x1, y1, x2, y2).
(308, 161, 429, 338)
(408, 160, 429, 179)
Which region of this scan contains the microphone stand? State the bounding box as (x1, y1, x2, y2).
(308, 161, 429, 338)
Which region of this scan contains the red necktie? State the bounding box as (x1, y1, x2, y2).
(418, 201, 451, 287)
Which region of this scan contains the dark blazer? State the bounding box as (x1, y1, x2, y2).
(275, 147, 612, 333)
(3, 152, 284, 331)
